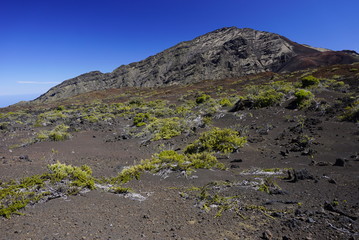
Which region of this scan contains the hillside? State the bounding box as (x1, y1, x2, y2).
(0, 62, 358, 239)
(32, 27, 359, 103)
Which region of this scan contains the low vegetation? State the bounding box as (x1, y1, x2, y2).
(340, 98, 359, 122)
(36, 124, 71, 142)
(0, 162, 96, 218)
(184, 127, 247, 154)
(294, 89, 314, 109)
(301, 75, 320, 88)
(112, 127, 245, 184)
(0, 63, 358, 223)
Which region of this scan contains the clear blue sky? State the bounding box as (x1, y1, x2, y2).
(1, 0, 358, 108)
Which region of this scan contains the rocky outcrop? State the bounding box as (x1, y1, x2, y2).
(34, 27, 359, 103)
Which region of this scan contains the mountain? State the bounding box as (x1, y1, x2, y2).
(34, 27, 359, 103)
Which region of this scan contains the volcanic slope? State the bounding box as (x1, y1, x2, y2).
(33, 27, 359, 103)
(1, 63, 359, 239)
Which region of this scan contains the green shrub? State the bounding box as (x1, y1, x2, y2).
(133, 113, 151, 127)
(35, 110, 68, 127)
(301, 75, 320, 88)
(0, 122, 9, 131)
(185, 127, 247, 154)
(251, 89, 284, 108)
(83, 114, 100, 123)
(47, 162, 95, 189)
(0, 162, 96, 218)
(175, 105, 193, 116)
(36, 124, 70, 142)
(143, 117, 187, 141)
(111, 147, 228, 184)
(219, 98, 234, 107)
(294, 89, 314, 109)
(110, 186, 132, 194)
(340, 99, 359, 122)
(196, 94, 211, 104)
(240, 84, 288, 109)
(56, 105, 65, 111)
(185, 152, 225, 170)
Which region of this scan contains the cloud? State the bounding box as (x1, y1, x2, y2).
(17, 81, 60, 84)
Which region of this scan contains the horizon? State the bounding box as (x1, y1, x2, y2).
(1, 0, 359, 108)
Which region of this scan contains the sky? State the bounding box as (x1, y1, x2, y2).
(1, 0, 358, 108)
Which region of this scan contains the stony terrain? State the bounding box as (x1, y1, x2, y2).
(33, 27, 359, 103)
(1, 63, 359, 239)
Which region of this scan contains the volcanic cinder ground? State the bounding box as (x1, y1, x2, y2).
(0, 63, 358, 240)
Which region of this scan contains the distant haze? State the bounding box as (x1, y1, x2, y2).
(0, 94, 39, 108)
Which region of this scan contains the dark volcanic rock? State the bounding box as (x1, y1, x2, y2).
(33, 27, 359, 103)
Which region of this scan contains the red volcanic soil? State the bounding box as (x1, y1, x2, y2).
(279, 51, 359, 73)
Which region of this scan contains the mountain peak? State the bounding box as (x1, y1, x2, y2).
(34, 27, 359, 103)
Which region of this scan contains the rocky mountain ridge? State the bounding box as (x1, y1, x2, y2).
(34, 27, 359, 103)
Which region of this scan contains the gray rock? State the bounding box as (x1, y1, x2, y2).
(333, 158, 346, 167)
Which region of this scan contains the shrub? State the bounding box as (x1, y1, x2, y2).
(301, 75, 320, 88)
(47, 161, 95, 189)
(251, 89, 284, 108)
(133, 112, 151, 127)
(340, 99, 359, 122)
(56, 105, 65, 111)
(237, 85, 287, 110)
(110, 186, 132, 194)
(0, 162, 96, 218)
(196, 94, 211, 104)
(143, 117, 187, 141)
(185, 152, 225, 170)
(36, 124, 70, 142)
(35, 111, 67, 127)
(185, 127, 247, 154)
(294, 89, 314, 109)
(219, 98, 234, 107)
(0, 122, 9, 131)
(175, 105, 192, 116)
(111, 148, 228, 184)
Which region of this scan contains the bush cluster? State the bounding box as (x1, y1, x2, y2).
(340, 99, 359, 122)
(301, 75, 320, 88)
(0, 162, 97, 218)
(294, 89, 314, 109)
(185, 127, 247, 154)
(250, 89, 284, 108)
(36, 124, 71, 142)
(112, 127, 246, 184)
(196, 93, 211, 104)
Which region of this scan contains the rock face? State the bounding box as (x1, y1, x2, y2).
(34, 27, 359, 103)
